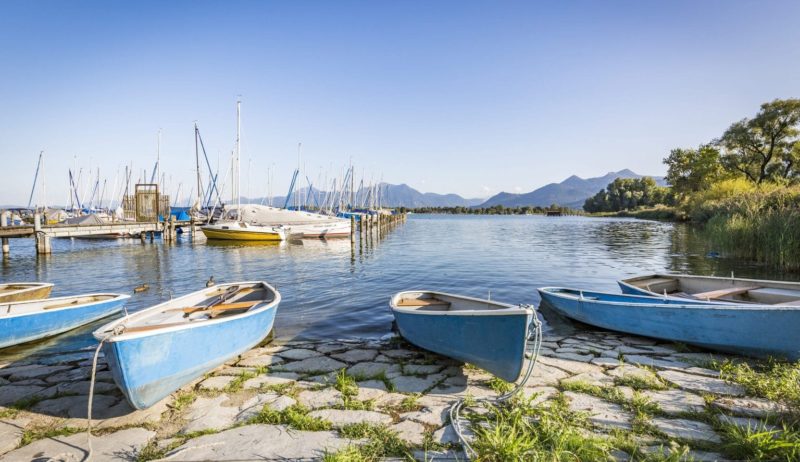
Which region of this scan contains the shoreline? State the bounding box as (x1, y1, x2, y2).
(1, 331, 795, 461)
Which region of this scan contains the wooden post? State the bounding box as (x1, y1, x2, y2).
(34, 212, 51, 254)
(1, 210, 9, 255)
(350, 216, 355, 244)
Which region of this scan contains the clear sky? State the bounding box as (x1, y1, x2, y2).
(1, 1, 799, 206)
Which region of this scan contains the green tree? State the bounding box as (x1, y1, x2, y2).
(583, 177, 671, 212)
(663, 145, 726, 197)
(717, 98, 800, 184)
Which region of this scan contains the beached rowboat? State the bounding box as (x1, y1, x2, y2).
(0, 282, 54, 303)
(390, 291, 534, 382)
(94, 281, 280, 409)
(538, 287, 800, 360)
(619, 273, 800, 306)
(0, 293, 129, 349)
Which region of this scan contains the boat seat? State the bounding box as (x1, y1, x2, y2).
(396, 299, 451, 308)
(177, 301, 260, 315)
(122, 322, 187, 334)
(692, 286, 760, 300)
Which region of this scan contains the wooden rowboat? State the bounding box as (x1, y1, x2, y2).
(390, 291, 534, 382)
(0, 293, 129, 349)
(538, 287, 800, 360)
(619, 273, 800, 306)
(0, 282, 54, 303)
(94, 281, 280, 409)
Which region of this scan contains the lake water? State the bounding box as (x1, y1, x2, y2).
(1, 214, 796, 361)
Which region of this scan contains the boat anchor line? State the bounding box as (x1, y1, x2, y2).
(450, 304, 543, 460)
(86, 324, 126, 462)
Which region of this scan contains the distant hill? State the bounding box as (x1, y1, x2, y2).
(478, 169, 667, 209)
(244, 183, 483, 209)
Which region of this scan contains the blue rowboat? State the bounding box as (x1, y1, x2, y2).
(94, 281, 280, 409)
(619, 273, 800, 306)
(390, 291, 534, 382)
(538, 287, 800, 360)
(0, 293, 129, 349)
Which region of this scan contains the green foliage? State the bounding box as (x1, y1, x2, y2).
(173, 391, 197, 411)
(471, 398, 612, 461)
(20, 425, 82, 447)
(664, 144, 727, 198)
(328, 423, 411, 461)
(583, 177, 673, 213)
(487, 377, 514, 395)
(720, 422, 800, 461)
(715, 358, 800, 411)
(717, 98, 800, 184)
(248, 404, 332, 431)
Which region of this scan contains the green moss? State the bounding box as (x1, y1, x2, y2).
(20, 426, 83, 447)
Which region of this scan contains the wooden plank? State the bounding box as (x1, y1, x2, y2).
(122, 322, 187, 334)
(178, 300, 260, 314)
(692, 286, 760, 300)
(396, 299, 451, 307)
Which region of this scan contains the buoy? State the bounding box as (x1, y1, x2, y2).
(133, 283, 149, 293)
(206, 276, 215, 288)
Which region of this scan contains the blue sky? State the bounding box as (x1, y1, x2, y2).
(1, 1, 799, 206)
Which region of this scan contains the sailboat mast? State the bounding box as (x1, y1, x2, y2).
(195, 123, 201, 208)
(236, 99, 241, 220)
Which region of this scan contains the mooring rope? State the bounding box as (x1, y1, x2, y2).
(450, 305, 543, 460)
(85, 324, 126, 461)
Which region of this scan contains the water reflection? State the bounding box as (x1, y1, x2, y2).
(1, 215, 798, 362)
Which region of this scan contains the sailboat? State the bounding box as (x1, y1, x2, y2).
(201, 100, 285, 242)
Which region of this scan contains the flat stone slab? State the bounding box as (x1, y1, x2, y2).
(0, 418, 27, 456)
(63, 397, 171, 430)
(356, 380, 388, 401)
(382, 349, 417, 359)
(650, 417, 722, 443)
(30, 394, 120, 418)
(712, 396, 789, 417)
(0, 384, 51, 406)
(403, 364, 445, 375)
(276, 348, 323, 360)
(433, 424, 460, 445)
(537, 356, 602, 375)
(551, 352, 594, 362)
(641, 389, 706, 414)
(275, 356, 346, 374)
(236, 393, 282, 422)
(163, 424, 351, 460)
(331, 349, 378, 363)
(718, 414, 778, 432)
(591, 357, 622, 367)
(521, 386, 559, 405)
(0, 364, 71, 380)
(243, 374, 298, 389)
(391, 419, 426, 445)
(402, 405, 449, 426)
(316, 343, 350, 354)
(623, 355, 690, 369)
(564, 392, 632, 430)
(181, 395, 239, 433)
(657, 370, 745, 396)
(346, 361, 401, 379)
(54, 380, 118, 396)
(561, 371, 613, 387)
(308, 409, 392, 427)
(527, 363, 570, 386)
(3, 427, 154, 461)
(237, 354, 285, 368)
(607, 365, 657, 382)
(297, 388, 343, 409)
(267, 395, 297, 412)
(199, 375, 237, 390)
(393, 374, 445, 393)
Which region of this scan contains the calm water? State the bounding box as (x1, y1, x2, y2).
(1, 214, 796, 361)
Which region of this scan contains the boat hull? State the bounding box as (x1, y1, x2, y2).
(539, 287, 800, 360)
(0, 284, 53, 303)
(391, 292, 532, 382)
(0, 295, 127, 349)
(200, 226, 283, 241)
(100, 301, 278, 409)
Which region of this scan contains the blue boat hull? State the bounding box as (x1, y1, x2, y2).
(539, 288, 800, 360)
(0, 298, 126, 349)
(102, 303, 278, 409)
(393, 310, 530, 382)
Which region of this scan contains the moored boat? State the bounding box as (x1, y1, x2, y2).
(390, 291, 534, 382)
(538, 287, 800, 360)
(0, 282, 54, 303)
(94, 281, 280, 409)
(619, 273, 800, 306)
(223, 204, 351, 238)
(0, 293, 129, 349)
(200, 221, 286, 241)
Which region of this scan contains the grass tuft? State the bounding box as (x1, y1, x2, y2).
(715, 358, 800, 411)
(719, 421, 800, 461)
(328, 423, 410, 461)
(248, 404, 332, 431)
(487, 377, 514, 395)
(20, 425, 83, 447)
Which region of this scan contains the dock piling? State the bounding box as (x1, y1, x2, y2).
(33, 213, 51, 255)
(1, 210, 9, 255)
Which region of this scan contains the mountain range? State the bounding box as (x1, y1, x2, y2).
(476, 169, 667, 209)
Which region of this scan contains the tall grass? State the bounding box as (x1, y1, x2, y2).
(700, 185, 800, 270)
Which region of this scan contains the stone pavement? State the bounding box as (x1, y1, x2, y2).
(0, 331, 794, 461)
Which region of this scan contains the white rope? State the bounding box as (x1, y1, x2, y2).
(85, 325, 125, 461)
(450, 306, 543, 460)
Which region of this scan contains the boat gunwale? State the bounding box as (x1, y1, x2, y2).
(539, 287, 800, 311)
(390, 290, 534, 317)
(94, 281, 280, 342)
(618, 274, 800, 306)
(0, 293, 130, 319)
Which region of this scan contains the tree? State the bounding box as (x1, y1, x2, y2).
(717, 98, 800, 184)
(663, 145, 726, 197)
(583, 177, 672, 213)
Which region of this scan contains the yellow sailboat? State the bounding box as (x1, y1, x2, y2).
(199, 99, 286, 243)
